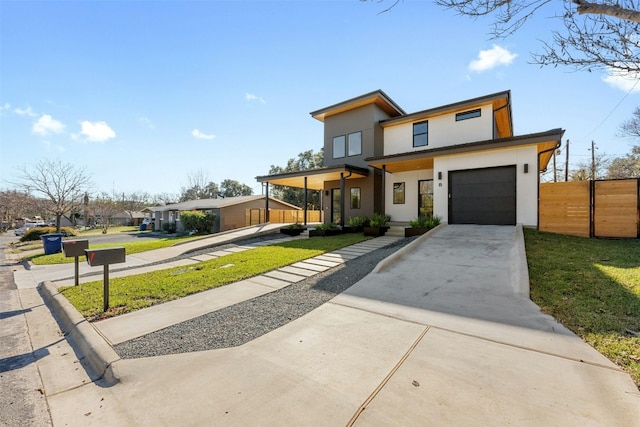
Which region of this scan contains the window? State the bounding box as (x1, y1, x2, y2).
(456, 109, 481, 121)
(418, 180, 434, 217)
(350, 187, 361, 209)
(347, 132, 362, 156)
(393, 182, 405, 204)
(413, 121, 428, 147)
(333, 135, 345, 158)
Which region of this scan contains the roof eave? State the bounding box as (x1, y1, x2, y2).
(310, 89, 405, 122)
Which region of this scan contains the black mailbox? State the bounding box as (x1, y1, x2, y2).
(85, 247, 126, 267)
(62, 239, 89, 258)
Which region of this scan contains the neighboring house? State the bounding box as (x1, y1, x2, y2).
(150, 195, 300, 233)
(91, 210, 146, 226)
(257, 90, 563, 227)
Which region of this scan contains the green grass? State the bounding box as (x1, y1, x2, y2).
(28, 236, 201, 265)
(524, 228, 640, 388)
(60, 233, 370, 320)
(75, 226, 141, 236)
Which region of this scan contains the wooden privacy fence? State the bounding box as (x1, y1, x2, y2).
(245, 209, 321, 226)
(539, 179, 640, 238)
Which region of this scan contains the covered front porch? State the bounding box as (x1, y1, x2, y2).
(255, 164, 371, 227)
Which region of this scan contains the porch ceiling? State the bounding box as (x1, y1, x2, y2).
(256, 165, 369, 190)
(369, 157, 434, 174)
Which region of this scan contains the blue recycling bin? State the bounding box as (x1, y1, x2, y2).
(41, 233, 63, 255)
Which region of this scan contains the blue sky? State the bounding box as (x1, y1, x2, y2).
(1, 0, 639, 197)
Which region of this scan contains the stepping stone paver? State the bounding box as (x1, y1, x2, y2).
(290, 262, 331, 272)
(263, 270, 306, 283)
(279, 266, 318, 277)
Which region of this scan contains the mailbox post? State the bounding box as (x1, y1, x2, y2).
(62, 239, 89, 286)
(85, 247, 126, 312)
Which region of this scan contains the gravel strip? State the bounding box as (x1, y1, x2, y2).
(114, 237, 416, 359)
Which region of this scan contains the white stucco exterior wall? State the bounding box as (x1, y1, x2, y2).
(383, 105, 494, 156)
(432, 145, 539, 226)
(385, 169, 435, 222)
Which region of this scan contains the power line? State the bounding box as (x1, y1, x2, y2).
(582, 77, 640, 139)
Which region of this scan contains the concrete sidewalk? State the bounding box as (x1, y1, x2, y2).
(15, 224, 640, 425)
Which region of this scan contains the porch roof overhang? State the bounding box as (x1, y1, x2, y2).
(255, 164, 370, 190)
(366, 128, 565, 173)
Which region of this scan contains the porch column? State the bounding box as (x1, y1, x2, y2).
(340, 172, 345, 228)
(381, 165, 386, 215)
(303, 176, 308, 225)
(265, 182, 270, 223)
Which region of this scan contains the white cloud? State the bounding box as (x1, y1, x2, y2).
(469, 45, 518, 72)
(0, 103, 10, 116)
(14, 106, 37, 117)
(191, 129, 216, 140)
(79, 120, 116, 142)
(32, 114, 65, 136)
(245, 93, 266, 104)
(602, 68, 640, 93)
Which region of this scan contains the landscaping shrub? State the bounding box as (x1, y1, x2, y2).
(162, 222, 177, 234)
(409, 215, 441, 229)
(20, 227, 76, 242)
(315, 222, 339, 231)
(369, 213, 391, 227)
(179, 211, 216, 235)
(347, 216, 369, 228)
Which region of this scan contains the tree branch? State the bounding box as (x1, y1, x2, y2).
(573, 0, 640, 23)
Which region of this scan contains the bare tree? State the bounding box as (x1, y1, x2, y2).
(363, 0, 640, 73)
(0, 190, 39, 230)
(11, 159, 93, 232)
(570, 151, 609, 180)
(619, 106, 640, 139)
(180, 169, 220, 201)
(121, 191, 152, 224)
(92, 192, 120, 234)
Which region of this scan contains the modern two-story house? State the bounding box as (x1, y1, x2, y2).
(257, 90, 564, 227)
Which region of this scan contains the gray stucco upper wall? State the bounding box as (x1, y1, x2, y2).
(323, 103, 394, 169)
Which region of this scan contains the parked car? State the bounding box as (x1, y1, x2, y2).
(14, 222, 47, 236)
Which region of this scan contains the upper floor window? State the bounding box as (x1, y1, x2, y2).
(413, 121, 428, 147)
(333, 135, 346, 158)
(348, 132, 362, 156)
(456, 109, 481, 121)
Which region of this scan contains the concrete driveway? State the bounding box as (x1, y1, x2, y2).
(41, 225, 638, 426)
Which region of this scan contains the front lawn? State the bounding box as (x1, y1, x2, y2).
(28, 236, 201, 265)
(524, 228, 640, 388)
(60, 233, 370, 320)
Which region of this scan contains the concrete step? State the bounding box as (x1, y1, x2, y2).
(386, 225, 406, 237)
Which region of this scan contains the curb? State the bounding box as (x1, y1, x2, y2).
(512, 224, 531, 299)
(372, 223, 447, 273)
(38, 281, 120, 386)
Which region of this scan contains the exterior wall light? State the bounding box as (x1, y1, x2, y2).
(524, 164, 529, 173)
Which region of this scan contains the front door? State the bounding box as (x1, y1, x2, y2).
(418, 179, 434, 217)
(331, 189, 341, 224)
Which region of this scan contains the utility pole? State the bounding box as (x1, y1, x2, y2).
(564, 139, 570, 182)
(553, 149, 557, 182)
(591, 140, 597, 180)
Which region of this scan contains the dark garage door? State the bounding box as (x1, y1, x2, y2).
(449, 165, 516, 225)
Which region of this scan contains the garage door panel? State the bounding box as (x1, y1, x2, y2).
(449, 166, 516, 225)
